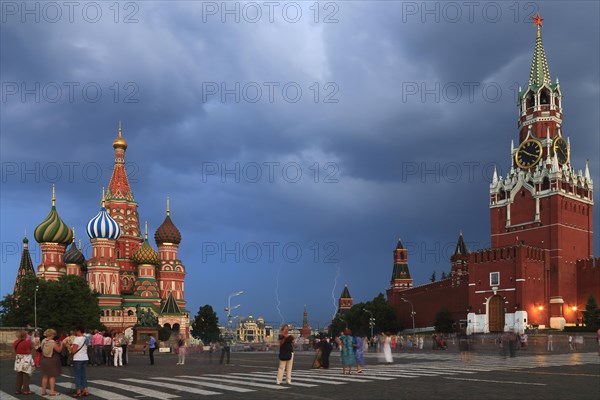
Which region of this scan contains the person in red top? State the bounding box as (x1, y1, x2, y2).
(13, 330, 34, 395)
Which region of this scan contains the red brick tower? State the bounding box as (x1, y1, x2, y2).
(300, 305, 311, 337)
(104, 123, 142, 294)
(338, 285, 353, 314)
(155, 197, 187, 310)
(388, 239, 413, 291)
(488, 15, 594, 328)
(450, 231, 469, 287)
(86, 192, 123, 325)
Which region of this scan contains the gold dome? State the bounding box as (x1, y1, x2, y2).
(113, 123, 128, 150)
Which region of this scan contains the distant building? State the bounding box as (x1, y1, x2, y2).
(338, 285, 353, 314)
(236, 315, 273, 342)
(300, 305, 312, 337)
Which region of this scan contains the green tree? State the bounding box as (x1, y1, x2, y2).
(430, 271, 436, 282)
(158, 325, 172, 341)
(328, 293, 399, 338)
(434, 308, 454, 333)
(582, 293, 600, 328)
(0, 275, 103, 333)
(191, 305, 221, 344)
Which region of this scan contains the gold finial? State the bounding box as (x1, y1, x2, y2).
(113, 121, 128, 150)
(51, 184, 56, 207)
(459, 228, 463, 236)
(24, 227, 27, 238)
(144, 221, 148, 240)
(78, 239, 82, 251)
(72, 227, 76, 243)
(166, 196, 170, 216)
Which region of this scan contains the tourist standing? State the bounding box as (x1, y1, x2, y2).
(40, 329, 63, 396)
(318, 336, 332, 369)
(382, 332, 393, 364)
(112, 332, 123, 367)
(13, 330, 34, 395)
(219, 339, 230, 364)
(103, 332, 113, 366)
(276, 324, 294, 385)
(91, 330, 103, 366)
(70, 325, 89, 397)
(176, 333, 186, 365)
(354, 334, 365, 373)
(336, 329, 357, 374)
(147, 333, 157, 365)
(547, 334, 553, 351)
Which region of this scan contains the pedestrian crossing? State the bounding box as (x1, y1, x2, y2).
(2, 353, 597, 399)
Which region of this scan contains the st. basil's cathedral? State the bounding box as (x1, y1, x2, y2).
(14, 126, 189, 335)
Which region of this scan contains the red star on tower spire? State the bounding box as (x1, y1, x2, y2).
(532, 13, 544, 27)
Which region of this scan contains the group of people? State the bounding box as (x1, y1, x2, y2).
(13, 326, 90, 397)
(90, 330, 131, 367)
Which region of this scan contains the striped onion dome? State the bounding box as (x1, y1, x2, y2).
(34, 186, 73, 245)
(155, 198, 181, 245)
(87, 206, 121, 240)
(133, 239, 161, 265)
(64, 242, 86, 265)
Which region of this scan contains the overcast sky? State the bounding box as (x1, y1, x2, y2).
(1, 1, 599, 328)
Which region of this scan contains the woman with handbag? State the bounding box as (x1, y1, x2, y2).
(176, 333, 187, 365)
(40, 329, 63, 396)
(276, 324, 294, 385)
(70, 325, 90, 397)
(336, 328, 357, 375)
(13, 330, 34, 395)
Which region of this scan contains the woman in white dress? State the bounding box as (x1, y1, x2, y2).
(382, 333, 393, 364)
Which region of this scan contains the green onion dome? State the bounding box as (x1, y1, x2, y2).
(34, 187, 73, 245)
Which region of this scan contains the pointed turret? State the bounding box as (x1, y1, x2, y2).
(338, 285, 353, 314)
(160, 292, 183, 315)
(13, 233, 35, 294)
(64, 228, 86, 277)
(390, 238, 412, 291)
(451, 230, 470, 286)
(300, 305, 311, 337)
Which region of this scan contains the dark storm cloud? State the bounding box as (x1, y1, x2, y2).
(1, 1, 598, 326)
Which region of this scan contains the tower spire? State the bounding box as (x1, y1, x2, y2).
(145, 221, 149, 240)
(51, 184, 56, 207)
(528, 13, 551, 88)
(166, 196, 170, 217)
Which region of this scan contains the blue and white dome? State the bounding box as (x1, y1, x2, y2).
(87, 207, 121, 240)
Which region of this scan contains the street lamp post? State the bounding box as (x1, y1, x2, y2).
(226, 291, 243, 342)
(34, 285, 39, 332)
(363, 309, 375, 339)
(402, 298, 416, 332)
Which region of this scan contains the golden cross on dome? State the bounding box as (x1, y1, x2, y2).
(532, 12, 543, 27)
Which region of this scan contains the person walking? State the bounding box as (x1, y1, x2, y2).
(70, 325, 89, 397)
(147, 333, 157, 365)
(112, 333, 123, 367)
(40, 329, 63, 396)
(276, 324, 294, 385)
(13, 330, 34, 395)
(176, 333, 186, 365)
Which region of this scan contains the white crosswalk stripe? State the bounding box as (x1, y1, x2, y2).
(207, 373, 317, 387)
(56, 382, 137, 400)
(178, 374, 289, 390)
(29, 385, 71, 399)
(246, 371, 347, 384)
(153, 377, 255, 393)
(0, 391, 20, 400)
(122, 378, 221, 396)
(91, 379, 180, 399)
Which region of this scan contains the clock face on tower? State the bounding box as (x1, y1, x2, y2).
(515, 139, 542, 169)
(553, 137, 569, 165)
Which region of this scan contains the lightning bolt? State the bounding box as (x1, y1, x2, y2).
(331, 263, 340, 319)
(275, 265, 284, 325)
